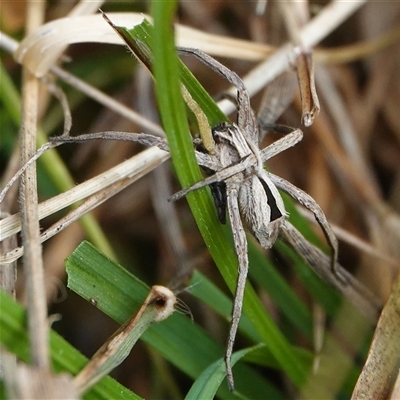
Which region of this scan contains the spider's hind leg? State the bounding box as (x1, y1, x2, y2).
(268, 172, 345, 282)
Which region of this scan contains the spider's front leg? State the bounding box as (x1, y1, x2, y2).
(260, 127, 303, 163)
(168, 155, 254, 202)
(177, 47, 259, 145)
(49, 131, 171, 152)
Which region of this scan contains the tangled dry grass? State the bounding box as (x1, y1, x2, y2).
(1, 1, 400, 398)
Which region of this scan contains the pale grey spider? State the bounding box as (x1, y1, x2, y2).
(50, 47, 339, 390)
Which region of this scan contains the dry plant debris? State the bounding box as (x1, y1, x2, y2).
(1, 1, 400, 399)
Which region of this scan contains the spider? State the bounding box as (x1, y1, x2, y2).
(171, 48, 339, 390)
(50, 47, 339, 390)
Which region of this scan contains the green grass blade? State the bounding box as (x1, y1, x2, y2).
(247, 241, 314, 340)
(185, 344, 284, 400)
(276, 240, 341, 315)
(189, 270, 314, 369)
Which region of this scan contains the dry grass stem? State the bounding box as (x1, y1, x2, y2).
(18, 1, 50, 371)
(351, 270, 400, 399)
(0, 146, 169, 243)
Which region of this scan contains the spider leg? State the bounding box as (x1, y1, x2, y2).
(168, 156, 254, 202)
(194, 151, 222, 171)
(280, 223, 381, 318)
(268, 172, 342, 280)
(178, 47, 247, 96)
(51, 130, 224, 174)
(260, 128, 303, 163)
(177, 47, 259, 144)
(49, 131, 170, 152)
(225, 184, 249, 391)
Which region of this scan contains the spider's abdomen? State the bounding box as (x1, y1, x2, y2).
(238, 175, 286, 248)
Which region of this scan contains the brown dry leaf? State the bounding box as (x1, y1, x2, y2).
(390, 370, 400, 400)
(351, 270, 400, 400)
(0, 2, 27, 32)
(296, 50, 320, 127)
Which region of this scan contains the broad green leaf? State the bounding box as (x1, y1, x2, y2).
(0, 288, 140, 400)
(66, 241, 283, 399)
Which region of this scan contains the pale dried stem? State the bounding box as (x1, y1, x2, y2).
(2, 171, 145, 264)
(218, 0, 369, 116)
(151, 165, 191, 288)
(351, 268, 400, 399)
(302, 98, 383, 210)
(390, 370, 400, 400)
(316, 67, 371, 177)
(0, 147, 169, 244)
(356, 48, 397, 145)
(19, 0, 49, 371)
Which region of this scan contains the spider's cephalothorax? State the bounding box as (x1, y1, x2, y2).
(204, 122, 288, 248)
